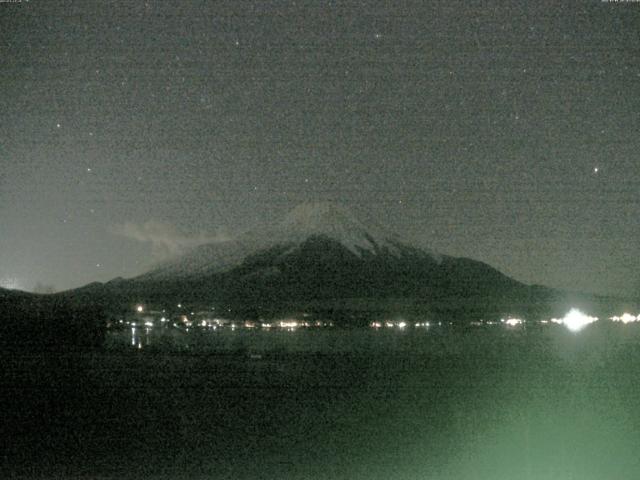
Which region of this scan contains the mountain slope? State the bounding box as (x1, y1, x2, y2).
(218, 233, 523, 305)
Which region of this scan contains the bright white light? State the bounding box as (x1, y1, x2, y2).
(136, 305, 144, 313)
(562, 308, 598, 332)
(610, 313, 639, 324)
(144, 321, 153, 327)
(502, 317, 523, 327)
(397, 321, 407, 329)
(279, 320, 298, 329)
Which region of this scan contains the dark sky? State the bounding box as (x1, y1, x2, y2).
(1, 0, 638, 296)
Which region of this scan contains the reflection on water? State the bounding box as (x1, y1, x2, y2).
(129, 326, 152, 349)
(10, 318, 640, 480)
(107, 316, 640, 359)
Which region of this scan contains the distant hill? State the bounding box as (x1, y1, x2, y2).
(0, 287, 106, 350)
(0, 287, 34, 300)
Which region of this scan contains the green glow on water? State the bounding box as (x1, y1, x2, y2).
(7, 323, 640, 479)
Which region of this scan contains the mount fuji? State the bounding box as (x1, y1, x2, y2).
(59, 202, 577, 321)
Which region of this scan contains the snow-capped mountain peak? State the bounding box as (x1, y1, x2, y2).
(139, 202, 437, 280)
(259, 202, 399, 255)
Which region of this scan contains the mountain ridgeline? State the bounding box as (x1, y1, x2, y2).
(55, 202, 609, 322)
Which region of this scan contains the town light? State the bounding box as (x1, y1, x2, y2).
(610, 313, 639, 324)
(503, 317, 523, 327)
(562, 308, 598, 332)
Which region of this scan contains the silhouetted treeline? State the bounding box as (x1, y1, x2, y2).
(0, 294, 106, 350)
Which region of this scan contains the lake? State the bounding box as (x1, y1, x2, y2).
(4, 321, 640, 479)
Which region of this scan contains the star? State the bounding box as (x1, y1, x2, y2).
(594, 167, 599, 174)
(56, 123, 61, 128)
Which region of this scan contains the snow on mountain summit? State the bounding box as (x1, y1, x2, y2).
(255, 202, 401, 255)
(139, 202, 439, 280)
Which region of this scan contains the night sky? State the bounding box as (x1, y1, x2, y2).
(1, 1, 638, 296)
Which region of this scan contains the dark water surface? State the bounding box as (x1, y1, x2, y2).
(4, 324, 640, 479)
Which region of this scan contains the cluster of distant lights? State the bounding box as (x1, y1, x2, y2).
(124, 319, 334, 331)
(129, 305, 640, 334)
(370, 321, 432, 329)
(190, 319, 334, 331)
(370, 310, 640, 333)
(368, 311, 605, 332)
(126, 307, 333, 332)
(497, 309, 600, 332)
(610, 313, 640, 324)
(501, 309, 640, 332)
